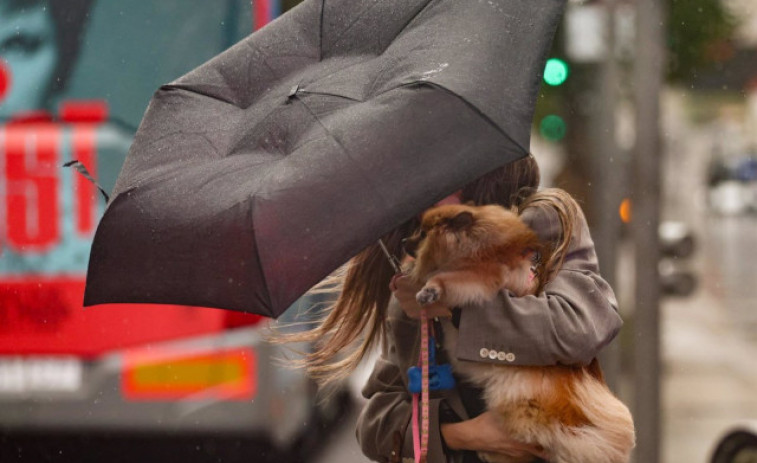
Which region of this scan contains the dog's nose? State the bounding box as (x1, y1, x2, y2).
(402, 237, 417, 258)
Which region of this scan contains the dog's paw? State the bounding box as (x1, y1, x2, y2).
(416, 285, 441, 306)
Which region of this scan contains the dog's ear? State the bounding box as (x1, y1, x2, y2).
(447, 211, 474, 230)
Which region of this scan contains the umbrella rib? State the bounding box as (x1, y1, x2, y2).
(321, 0, 381, 54)
(293, 97, 387, 207)
(319, 0, 325, 61)
(373, 81, 530, 156)
(294, 97, 353, 164)
(141, 130, 221, 159)
(245, 41, 283, 82)
(385, 0, 436, 51)
(296, 90, 361, 102)
(320, 0, 435, 57)
(247, 201, 274, 315)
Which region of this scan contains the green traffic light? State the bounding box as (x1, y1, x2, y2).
(540, 114, 566, 142)
(543, 58, 569, 86)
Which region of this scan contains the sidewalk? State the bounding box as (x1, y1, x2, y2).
(662, 285, 757, 463)
(658, 91, 757, 463)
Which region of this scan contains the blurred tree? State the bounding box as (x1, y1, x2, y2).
(668, 0, 737, 82)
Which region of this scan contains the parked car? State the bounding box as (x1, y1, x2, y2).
(710, 421, 757, 463)
(707, 152, 757, 215)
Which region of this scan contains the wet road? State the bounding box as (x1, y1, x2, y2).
(313, 404, 371, 463)
(700, 215, 757, 343)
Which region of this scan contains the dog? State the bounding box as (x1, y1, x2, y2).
(403, 203, 635, 463)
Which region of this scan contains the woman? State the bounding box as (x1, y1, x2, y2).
(283, 155, 622, 462)
(0, 0, 92, 119)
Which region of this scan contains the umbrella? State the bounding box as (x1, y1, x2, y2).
(84, 0, 566, 318)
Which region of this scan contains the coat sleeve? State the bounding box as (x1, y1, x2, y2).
(356, 314, 451, 463)
(454, 205, 623, 367)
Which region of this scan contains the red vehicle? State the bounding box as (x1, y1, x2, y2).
(0, 2, 347, 461)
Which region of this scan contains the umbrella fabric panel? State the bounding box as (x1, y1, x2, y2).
(86, 193, 272, 315)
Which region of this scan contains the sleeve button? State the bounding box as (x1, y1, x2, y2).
(488, 350, 498, 360)
(505, 353, 516, 362)
(479, 348, 490, 358)
(496, 351, 507, 361)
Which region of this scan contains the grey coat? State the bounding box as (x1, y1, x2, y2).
(355, 205, 623, 463)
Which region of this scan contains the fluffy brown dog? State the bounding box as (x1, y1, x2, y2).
(405, 203, 635, 463)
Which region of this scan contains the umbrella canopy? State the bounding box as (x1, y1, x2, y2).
(85, 0, 566, 318)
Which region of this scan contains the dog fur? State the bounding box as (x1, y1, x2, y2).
(405, 203, 635, 463)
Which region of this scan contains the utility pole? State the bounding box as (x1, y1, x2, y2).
(632, 0, 665, 461)
(563, 0, 623, 391)
(592, 0, 622, 393)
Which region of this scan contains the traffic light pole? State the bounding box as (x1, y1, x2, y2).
(592, 0, 622, 393)
(632, 0, 666, 461)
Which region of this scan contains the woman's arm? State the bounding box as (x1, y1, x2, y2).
(455, 205, 622, 366)
(358, 304, 551, 462)
(442, 411, 548, 461)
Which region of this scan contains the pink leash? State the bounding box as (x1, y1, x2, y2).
(412, 308, 430, 463)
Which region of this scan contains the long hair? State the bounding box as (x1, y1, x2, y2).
(518, 187, 582, 285)
(275, 154, 543, 385)
(48, 0, 94, 93)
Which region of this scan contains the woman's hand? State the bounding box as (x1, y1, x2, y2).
(390, 274, 452, 319)
(441, 411, 549, 461)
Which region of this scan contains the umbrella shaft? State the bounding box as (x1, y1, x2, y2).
(378, 239, 402, 274)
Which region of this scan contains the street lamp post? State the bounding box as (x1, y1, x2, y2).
(632, 0, 666, 461)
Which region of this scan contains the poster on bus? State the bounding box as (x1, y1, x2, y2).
(0, 0, 256, 355)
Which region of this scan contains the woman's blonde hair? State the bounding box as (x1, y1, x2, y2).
(275, 154, 580, 385)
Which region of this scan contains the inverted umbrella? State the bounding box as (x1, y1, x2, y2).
(84, 0, 566, 318)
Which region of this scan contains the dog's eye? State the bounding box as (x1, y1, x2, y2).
(420, 230, 427, 240)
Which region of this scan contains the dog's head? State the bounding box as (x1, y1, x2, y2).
(404, 203, 542, 275)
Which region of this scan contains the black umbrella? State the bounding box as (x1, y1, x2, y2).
(84, 0, 566, 318)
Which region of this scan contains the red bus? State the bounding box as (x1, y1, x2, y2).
(0, 1, 346, 460)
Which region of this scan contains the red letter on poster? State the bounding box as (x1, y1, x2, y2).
(72, 126, 97, 235)
(5, 126, 61, 251)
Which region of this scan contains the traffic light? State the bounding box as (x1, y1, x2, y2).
(543, 58, 570, 86)
(539, 114, 567, 142)
(537, 57, 570, 143)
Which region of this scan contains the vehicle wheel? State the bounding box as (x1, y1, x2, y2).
(711, 429, 757, 463)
